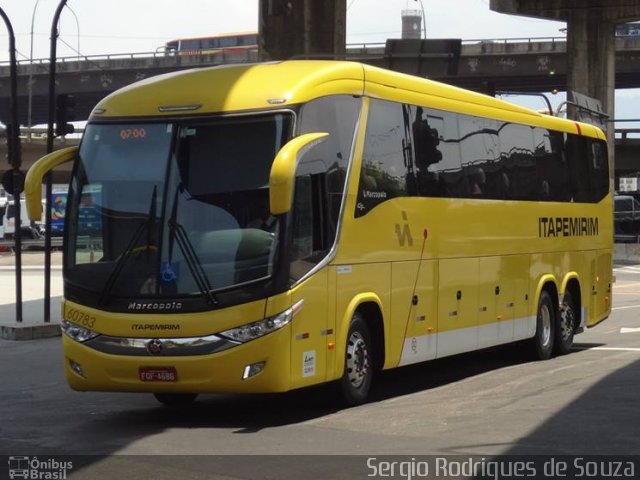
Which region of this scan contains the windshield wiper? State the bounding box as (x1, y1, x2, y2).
(167, 185, 218, 306)
(99, 186, 157, 306)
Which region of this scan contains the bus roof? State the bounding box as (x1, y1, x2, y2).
(91, 60, 603, 139)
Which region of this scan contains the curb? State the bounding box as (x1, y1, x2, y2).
(1, 322, 61, 341)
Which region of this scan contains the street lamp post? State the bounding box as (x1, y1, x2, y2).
(28, 0, 42, 143)
(0, 7, 24, 323)
(43, 0, 69, 323)
(64, 4, 81, 58)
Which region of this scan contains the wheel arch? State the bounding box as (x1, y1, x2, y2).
(335, 294, 387, 379)
(534, 275, 559, 312)
(561, 273, 582, 329)
(532, 274, 560, 337)
(531, 275, 559, 360)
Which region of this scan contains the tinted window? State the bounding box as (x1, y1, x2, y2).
(298, 95, 361, 239)
(293, 95, 361, 279)
(180, 39, 201, 51)
(533, 128, 567, 201)
(356, 99, 411, 217)
(239, 35, 258, 46)
(500, 123, 535, 200)
(459, 117, 502, 198)
(414, 109, 462, 197)
(353, 99, 609, 211)
(219, 36, 237, 48)
(566, 134, 591, 202)
(589, 140, 609, 202)
(202, 38, 220, 49)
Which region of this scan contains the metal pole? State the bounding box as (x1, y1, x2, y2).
(28, 0, 42, 143)
(414, 0, 426, 40)
(0, 8, 24, 323)
(44, 0, 69, 324)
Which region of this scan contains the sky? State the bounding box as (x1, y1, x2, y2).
(0, 0, 638, 124)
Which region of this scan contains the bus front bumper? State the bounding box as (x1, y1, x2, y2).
(61, 325, 292, 394)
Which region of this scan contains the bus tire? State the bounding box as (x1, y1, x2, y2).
(555, 291, 576, 355)
(153, 393, 198, 406)
(340, 313, 374, 406)
(532, 290, 555, 360)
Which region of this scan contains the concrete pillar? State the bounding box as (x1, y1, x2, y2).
(566, 10, 616, 158)
(259, 0, 346, 61)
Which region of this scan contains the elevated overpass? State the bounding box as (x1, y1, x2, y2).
(1, 36, 640, 188)
(2, 36, 640, 124)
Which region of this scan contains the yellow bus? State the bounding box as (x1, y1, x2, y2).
(164, 32, 257, 56)
(25, 61, 612, 406)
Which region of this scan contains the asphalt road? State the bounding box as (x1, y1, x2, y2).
(1, 264, 639, 479)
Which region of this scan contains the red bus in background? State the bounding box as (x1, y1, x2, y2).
(164, 32, 258, 56)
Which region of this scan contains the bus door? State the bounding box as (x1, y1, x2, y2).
(288, 172, 331, 388)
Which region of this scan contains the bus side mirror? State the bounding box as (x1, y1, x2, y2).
(24, 146, 77, 221)
(269, 132, 329, 215)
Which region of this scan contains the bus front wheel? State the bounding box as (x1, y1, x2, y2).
(532, 290, 555, 360)
(153, 393, 198, 406)
(555, 291, 576, 355)
(340, 313, 374, 406)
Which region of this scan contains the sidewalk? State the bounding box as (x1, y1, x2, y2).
(0, 250, 63, 267)
(0, 251, 63, 340)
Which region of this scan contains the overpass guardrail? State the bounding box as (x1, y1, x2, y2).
(0, 36, 572, 67)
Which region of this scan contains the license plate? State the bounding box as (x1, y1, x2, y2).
(139, 367, 178, 382)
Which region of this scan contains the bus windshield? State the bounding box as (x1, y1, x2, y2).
(66, 114, 292, 305)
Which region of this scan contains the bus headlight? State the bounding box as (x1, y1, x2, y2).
(61, 320, 100, 343)
(220, 300, 303, 343)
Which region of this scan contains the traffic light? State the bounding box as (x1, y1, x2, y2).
(55, 94, 75, 137)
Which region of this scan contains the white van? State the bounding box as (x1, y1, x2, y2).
(1, 200, 43, 239)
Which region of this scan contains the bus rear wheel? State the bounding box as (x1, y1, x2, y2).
(555, 291, 576, 355)
(532, 290, 555, 360)
(153, 393, 198, 406)
(340, 313, 373, 406)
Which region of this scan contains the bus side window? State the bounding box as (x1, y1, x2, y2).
(589, 140, 609, 202)
(459, 116, 500, 198)
(566, 134, 590, 202)
(412, 107, 466, 197)
(420, 110, 462, 198)
(413, 106, 442, 171)
(298, 95, 361, 236)
(532, 129, 568, 202)
(413, 106, 444, 197)
(498, 123, 534, 200)
(355, 99, 411, 217)
(292, 93, 361, 280)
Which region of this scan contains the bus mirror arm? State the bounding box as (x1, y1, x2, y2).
(269, 132, 329, 216)
(24, 146, 78, 221)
